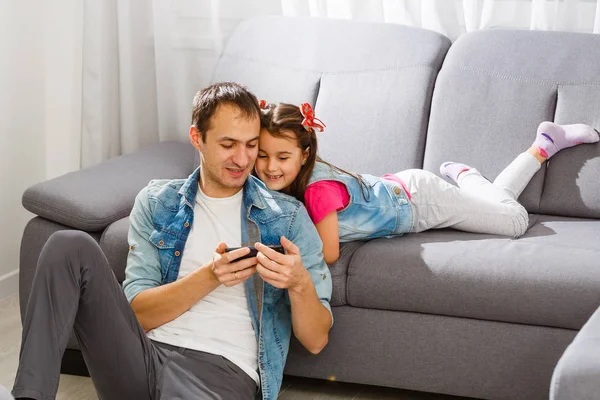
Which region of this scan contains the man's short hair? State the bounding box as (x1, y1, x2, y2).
(191, 82, 261, 142)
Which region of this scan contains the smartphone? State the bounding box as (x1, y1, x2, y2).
(225, 245, 285, 261)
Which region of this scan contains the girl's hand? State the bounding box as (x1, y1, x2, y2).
(255, 237, 310, 293)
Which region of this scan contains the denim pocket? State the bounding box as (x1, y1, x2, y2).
(149, 230, 178, 280)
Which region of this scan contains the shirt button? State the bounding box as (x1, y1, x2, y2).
(394, 187, 402, 195)
(130, 245, 135, 250)
(159, 240, 164, 246)
(184, 221, 190, 228)
(174, 251, 181, 257)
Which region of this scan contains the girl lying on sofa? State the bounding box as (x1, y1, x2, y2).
(255, 102, 599, 264)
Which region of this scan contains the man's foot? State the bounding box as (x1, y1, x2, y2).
(533, 121, 599, 159)
(439, 162, 471, 184)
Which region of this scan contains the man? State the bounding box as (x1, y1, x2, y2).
(12, 82, 333, 400)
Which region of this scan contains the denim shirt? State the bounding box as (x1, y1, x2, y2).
(308, 162, 414, 241)
(123, 167, 333, 400)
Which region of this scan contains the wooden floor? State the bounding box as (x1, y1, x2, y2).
(0, 295, 469, 399)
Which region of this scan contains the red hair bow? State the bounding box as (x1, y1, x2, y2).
(300, 103, 326, 132)
(259, 99, 268, 109)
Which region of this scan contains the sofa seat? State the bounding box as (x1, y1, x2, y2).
(99, 214, 600, 331)
(346, 215, 600, 330)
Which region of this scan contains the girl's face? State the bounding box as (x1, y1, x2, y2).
(256, 128, 308, 193)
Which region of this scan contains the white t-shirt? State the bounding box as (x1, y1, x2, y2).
(147, 186, 259, 385)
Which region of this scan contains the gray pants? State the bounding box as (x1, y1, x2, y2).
(398, 152, 541, 238)
(12, 231, 257, 400)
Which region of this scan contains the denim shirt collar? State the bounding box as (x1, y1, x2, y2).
(177, 167, 200, 208)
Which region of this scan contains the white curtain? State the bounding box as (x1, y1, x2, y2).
(282, 0, 600, 39)
(1, 0, 600, 299)
(80, 0, 284, 168)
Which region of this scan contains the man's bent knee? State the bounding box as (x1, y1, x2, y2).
(40, 230, 104, 272)
(46, 230, 97, 249)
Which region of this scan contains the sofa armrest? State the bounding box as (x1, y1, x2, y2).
(550, 305, 600, 400)
(22, 141, 196, 232)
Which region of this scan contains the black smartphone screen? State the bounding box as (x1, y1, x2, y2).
(225, 245, 285, 261)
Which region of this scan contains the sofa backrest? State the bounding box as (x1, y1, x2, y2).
(212, 16, 451, 175)
(424, 30, 600, 216)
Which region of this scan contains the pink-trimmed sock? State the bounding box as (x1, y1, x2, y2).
(439, 162, 471, 184)
(533, 121, 599, 159)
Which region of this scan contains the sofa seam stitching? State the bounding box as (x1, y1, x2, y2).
(219, 53, 439, 75)
(447, 61, 600, 86)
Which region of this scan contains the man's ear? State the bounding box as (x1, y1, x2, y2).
(190, 126, 203, 151)
(302, 146, 310, 165)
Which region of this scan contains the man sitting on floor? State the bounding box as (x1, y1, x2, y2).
(12, 82, 332, 400)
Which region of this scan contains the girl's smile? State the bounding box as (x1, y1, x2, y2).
(255, 128, 308, 192)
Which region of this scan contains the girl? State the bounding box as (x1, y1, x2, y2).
(256, 102, 599, 264)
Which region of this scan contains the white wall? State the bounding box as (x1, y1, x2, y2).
(0, 0, 82, 300)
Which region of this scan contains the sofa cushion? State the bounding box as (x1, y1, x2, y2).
(346, 215, 600, 330)
(327, 241, 366, 306)
(425, 30, 600, 216)
(213, 16, 451, 175)
(541, 85, 600, 219)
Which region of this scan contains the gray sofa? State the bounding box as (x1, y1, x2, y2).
(19, 16, 600, 400)
(551, 305, 600, 400)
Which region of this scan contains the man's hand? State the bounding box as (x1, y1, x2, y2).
(255, 237, 310, 293)
(130, 242, 256, 331)
(211, 242, 258, 287)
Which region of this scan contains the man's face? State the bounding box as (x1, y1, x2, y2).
(190, 104, 260, 197)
